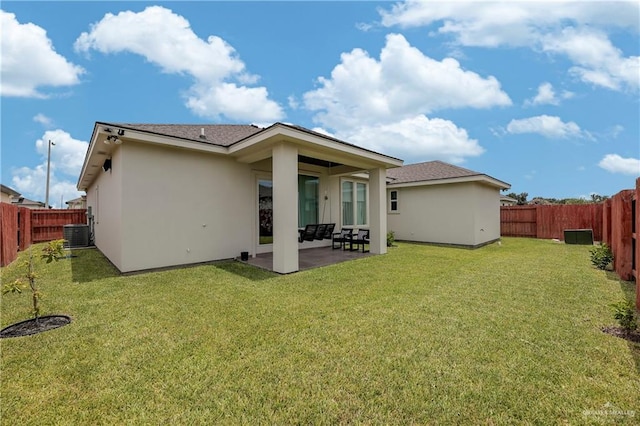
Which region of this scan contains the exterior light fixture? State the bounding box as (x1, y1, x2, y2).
(103, 128, 124, 144)
(104, 135, 122, 145)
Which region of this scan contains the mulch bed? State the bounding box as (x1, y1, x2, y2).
(0, 315, 71, 339)
(602, 326, 640, 344)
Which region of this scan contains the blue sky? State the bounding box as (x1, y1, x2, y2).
(2, 1, 639, 207)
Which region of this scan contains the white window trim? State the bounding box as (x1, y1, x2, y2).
(389, 189, 399, 214)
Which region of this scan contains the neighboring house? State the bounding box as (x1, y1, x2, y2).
(66, 195, 87, 209)
(1, 184, 20, 204)
(77, 122, 402, 274)
(500, 195, 518, 206)
(386, 161, 511, 248)
(11, 196, 46, 209)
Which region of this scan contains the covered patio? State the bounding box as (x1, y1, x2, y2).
(243, 246, 373, 272)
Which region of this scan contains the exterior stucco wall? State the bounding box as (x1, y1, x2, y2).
(387, 182, 500, 247)
(118, 141, 253, 272)
(87, 148, 124, 270)
(471, 182, 501, 245)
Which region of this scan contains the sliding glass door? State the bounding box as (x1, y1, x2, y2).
(258, 179, 273, 245)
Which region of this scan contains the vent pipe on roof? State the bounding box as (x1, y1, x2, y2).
(199, 128, 206, 139)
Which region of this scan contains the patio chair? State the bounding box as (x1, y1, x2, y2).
(314, 224, 328, 240)
(332, 228, 353, 250)
(349, 229, 370, 253)
(298, 224, 318, 243)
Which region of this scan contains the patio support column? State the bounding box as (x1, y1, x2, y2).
(368, 167, 387, 255)
(272, 143, 299, 273)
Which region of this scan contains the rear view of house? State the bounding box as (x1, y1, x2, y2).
(77, 122, 402, 274)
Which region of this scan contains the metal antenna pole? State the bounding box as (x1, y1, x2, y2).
(45, 139, 55, 208)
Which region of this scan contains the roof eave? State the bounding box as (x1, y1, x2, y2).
(229, 123, 403, 169)
(388, 174, 511, 189)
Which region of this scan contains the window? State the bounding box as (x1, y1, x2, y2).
(356, 182, 367, 225)
(342, 181, 353, 226)
(258, 179, 273, 245)
(342, 179, 367, 226)
(298, 175, 319, 227)
(389, 190, 398, 212)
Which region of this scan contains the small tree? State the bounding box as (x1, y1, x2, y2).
(506, 192, 529, 205)
(611, 300, 638, 333)
(2, 240, 65, 323)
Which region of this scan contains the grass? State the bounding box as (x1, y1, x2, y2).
(1, 238, 638, 424)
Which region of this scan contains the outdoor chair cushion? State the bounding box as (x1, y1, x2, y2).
(349, 229, 370, 253)
(332, 228, 353, 250)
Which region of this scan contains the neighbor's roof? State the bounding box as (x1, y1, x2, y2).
(387, 160, 510, 189)
(1, 184, 20, 196)
(12, 196, 45, 207)
(112, 124, 263, 147)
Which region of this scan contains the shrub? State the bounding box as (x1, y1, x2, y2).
(589, 243, 613, 270)
(2, 240, 65, 321)
(386, 231, 395, 247)
(611, 300, 638, 332)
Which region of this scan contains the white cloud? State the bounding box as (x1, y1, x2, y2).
(598, 154, 640, 176)
(336, 115, 484, 164)
(74, 6, 283, 122)
(303, 33, 510, 128)
(525, 82, 574, 106)
(506, 115, 588, 139)
(1, 10, 84, 97)
(33, 113, 53, 127)
(528, 82, 558, 106)
(11, 129, 88, 208)
(542, 27, 639, 92)
(379, 1, 640, 92)
(380, 1, 639, 42)
(302, 33, 506, 163)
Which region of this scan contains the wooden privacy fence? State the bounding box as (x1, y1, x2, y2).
(0, 204, 87, 267)
(30, 209, 87, 243)
(0, 203, 19, 267)
(501, 179, 640, 305)
(501, 204, 603, 241)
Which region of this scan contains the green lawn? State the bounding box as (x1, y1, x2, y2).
(1, 238, 638, 424)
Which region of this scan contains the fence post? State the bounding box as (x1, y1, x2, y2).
(602, 199, 612, 245)
(18, 207, 32, 250)
(635, 178, 639, 309)
(610, 190, 634, 281)
(0, 203, 19, 267)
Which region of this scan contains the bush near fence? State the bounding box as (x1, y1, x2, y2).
(0, 204, 87, 267)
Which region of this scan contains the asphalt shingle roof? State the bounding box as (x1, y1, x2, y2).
(387, 160, 483, 184)
(110, 123, 264, 146)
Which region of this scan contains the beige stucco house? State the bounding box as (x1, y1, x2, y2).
(77, 122, 511, 273)
(66, 195, 87, 209)
(77, 122, 402, 273)
(500, 195, 518, 206)
(1, 184, 20, 204)
(386, 161, 510, 248)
